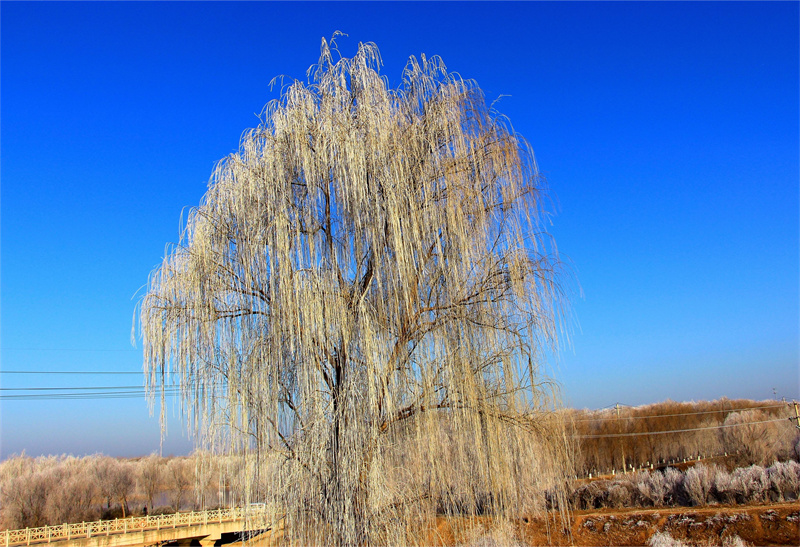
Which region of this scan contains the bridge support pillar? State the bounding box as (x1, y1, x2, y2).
(198, 534, 220, 546)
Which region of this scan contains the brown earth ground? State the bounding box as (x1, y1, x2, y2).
(245, 502, 798, 546)
(424, 502, 799, 546)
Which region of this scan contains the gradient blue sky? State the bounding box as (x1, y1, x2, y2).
(2, 1, 798, 459)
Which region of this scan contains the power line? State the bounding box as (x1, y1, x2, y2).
(570, 403, 787, 422)
(575, 417, 788, 438)
(2, 395, 180, 401)
(0, 389, 184, 401)
(2, 348, 137, 352)
(0, 385, 166, 391)
(1, 370, 142, 375)
(0, 383, 224, 401)
(0, 392, 178, 401)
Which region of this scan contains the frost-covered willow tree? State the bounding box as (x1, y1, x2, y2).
(139, 37, 572, 546)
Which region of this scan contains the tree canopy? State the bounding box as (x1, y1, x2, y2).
(140, 36, 572, 545)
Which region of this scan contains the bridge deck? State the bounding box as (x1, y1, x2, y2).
(2, 507, 269, 547)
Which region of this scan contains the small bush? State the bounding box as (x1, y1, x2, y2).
(766, 460, 800, 501)
(606, 482, 632, 508)
(662, 467, 686, 506)
(722, 535, 750, 547)
(571, 482, 601, 510)
(648, 531, 688, 547)
(714, 468, 737, 505)
(636, 471, 668, 507)
(684, 464, 716, 506)
(732, 465, 769, 503)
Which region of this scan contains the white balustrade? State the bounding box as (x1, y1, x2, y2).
(0, 506, 266, 546)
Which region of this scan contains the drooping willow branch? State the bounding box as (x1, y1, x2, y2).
(138, 35, 574, 546)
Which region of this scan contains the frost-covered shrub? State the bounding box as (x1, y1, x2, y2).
(606, 482, 632, 508)
(722, 535, 750, 547)
(684, 464, 716, 506)
(636, 471, 668, 507)
(647, 530, 749, 547)
(713, 467, 737, 505)
(662, 467, 686, 506)
(568, 460, 800, 510)
(648, 531, 687, 547)
(766, 460, 800, 501)
(571, 481, 607, 510)
(732, 465, 769, 503)
(569, 460, 797, 510)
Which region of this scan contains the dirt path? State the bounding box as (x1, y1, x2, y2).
(427, 502, 799, 546)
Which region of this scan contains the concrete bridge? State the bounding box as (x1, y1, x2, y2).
(2, 507, 271, 547)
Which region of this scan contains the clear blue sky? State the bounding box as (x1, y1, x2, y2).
(2, 1, 797, 459)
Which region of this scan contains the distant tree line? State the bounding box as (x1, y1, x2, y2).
(569, 398, 799, 476)
(0, 452, 248, 529)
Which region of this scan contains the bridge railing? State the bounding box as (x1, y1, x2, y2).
(2, 506, 266, 547)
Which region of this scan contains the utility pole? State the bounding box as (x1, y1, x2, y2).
(616, 403, 627, 473)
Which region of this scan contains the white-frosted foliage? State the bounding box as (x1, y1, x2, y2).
(766, 460, 800, 501)
(635, 471, 668, 506)
(648, 532, 688, 547)
(662, 467, 685, 505)
(0, 454, 102, 528)
(731, 465, 769, 503)
(683, 464, 716, 506)
(139, 38, 571, 545)
(606, 481, 633, 508)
